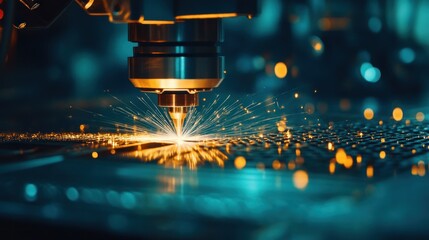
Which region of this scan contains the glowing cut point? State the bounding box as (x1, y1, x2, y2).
(176, 136, 184, 146)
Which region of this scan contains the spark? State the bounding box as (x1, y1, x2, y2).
(0, 92, 313, 169)
(3, 107, 429, 180)
(95, 93, 307, 144)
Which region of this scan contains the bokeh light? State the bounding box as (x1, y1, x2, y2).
(310, 36, 324, 56)
(366, 166, 374, 178)
(234, 156, 246, 169)
(392, 107, 403, 121)
(399, 47, 416, 64)
(364, 108, 374, 120)
(335, 148, 347, 164)
(293, 170, 309, 190)
(272, 160, 282, 170)
(368, 17, 382, 33)
(274, 62, 288, 79)
(356, 155, 362, 164)
(416, 112, 425, 122)
(379, 151, 386, 159)
(24, 183, 38, 201)
(344, 156, 353, 168)
(360, 62, 381, 83)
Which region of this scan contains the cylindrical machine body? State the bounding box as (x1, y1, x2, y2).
(128, 19, 225, 135)
(128, 19, 225, 94)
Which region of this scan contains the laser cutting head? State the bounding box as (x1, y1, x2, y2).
(75, 0, 258, 135)
(6, 1, 258, 135)
(128, 20, 224, 135)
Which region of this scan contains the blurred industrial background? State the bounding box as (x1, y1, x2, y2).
(1, 0, 429, 131)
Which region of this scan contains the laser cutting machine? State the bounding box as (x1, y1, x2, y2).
(3, 1, 429, 239)
(0, 0, 258, 135)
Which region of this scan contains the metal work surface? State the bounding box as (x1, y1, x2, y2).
(1, 120, 428, 239)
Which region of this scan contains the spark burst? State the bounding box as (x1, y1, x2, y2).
(1, 92, 311, 168)
(89, 92, 308, 168)
(101, 92, 306, 142)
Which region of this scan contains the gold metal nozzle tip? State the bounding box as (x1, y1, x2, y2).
(168, 107, 187, 136)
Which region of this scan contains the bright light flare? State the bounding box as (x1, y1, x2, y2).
(128, 139, 228, 169)
(2, 92, 310, 169)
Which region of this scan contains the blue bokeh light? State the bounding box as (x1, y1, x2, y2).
(66, 187, 79, 201)
(399, 47, 416, 64)
(360, 62, 381, 83)
(24, 183, 38, 201)
(368, 17, 382, 33)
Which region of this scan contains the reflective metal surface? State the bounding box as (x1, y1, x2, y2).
(129, 78, 222, 93)
(128, 20, 224, 91)
(128, 19, 223, 42)
(128, 56, 224, 89)
(1, 120, 429, 238)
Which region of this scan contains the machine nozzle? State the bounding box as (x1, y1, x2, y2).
(158, 93, 199, 136)
(168, 107, 187, 136)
